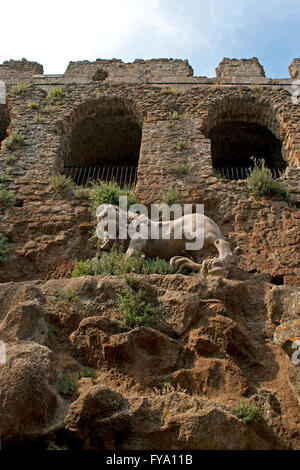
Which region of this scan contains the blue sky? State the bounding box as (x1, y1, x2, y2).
(0, 0, 299, 77)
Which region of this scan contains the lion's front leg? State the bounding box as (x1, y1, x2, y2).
(125, 237, 147, 258)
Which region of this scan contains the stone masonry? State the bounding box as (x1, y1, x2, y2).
(0, 57, 299, 285)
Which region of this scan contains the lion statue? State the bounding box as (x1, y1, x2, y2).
(96, 204, 232, 275)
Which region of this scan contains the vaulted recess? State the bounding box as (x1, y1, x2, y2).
(0, 104, 9, 144)
(202, 97, 287, 179)
(56, 96, 143, 187)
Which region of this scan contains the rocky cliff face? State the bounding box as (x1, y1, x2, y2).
(0, 273, 299, 450)
(0, 57, 299, 450)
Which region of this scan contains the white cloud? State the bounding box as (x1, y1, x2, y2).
(0, 0, 298, 76)
(0, 0, 189, 72)
(0, 0, 215, 73)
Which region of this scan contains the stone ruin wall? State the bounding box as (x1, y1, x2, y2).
(289, 59, 300, 79)
(0, 58, 43, 82)
(64, 58, 194, 83)
(0, 57, 299, 285)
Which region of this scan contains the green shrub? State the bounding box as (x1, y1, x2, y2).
(59, 367, 95, 396)
(0, 233, 9, 262)
(9, 83, 28, 96)
(47, 88, 65, 100)
(140, 257, 171, 275)
(59, 373, 78, 396)
(89, 181, 139, 214)
(160, 189, 181, 205)
(116, 289, 158, 328)
(124, 273, 140, 290)
(234, 399, 261, 423)
(167, 163, 188, 178)
(50, 174, 75, 198)
(72, 251, 139, 277)
(3, 133, 25, 151)
(51, 288, 79, 303)
(246, 159, 289, 200)
(72, 250, 173, 277)
(72, 255, 112, 277)
(0, 184, 16, 207)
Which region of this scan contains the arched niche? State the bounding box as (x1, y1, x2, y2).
(55, 96, 143, 187)
(202, 97, 287, 179)
(0, 104, 9, 145)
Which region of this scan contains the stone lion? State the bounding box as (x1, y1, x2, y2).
(96, 204, 232, 275)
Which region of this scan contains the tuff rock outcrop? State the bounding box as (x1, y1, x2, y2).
(0, 274, 299, 450)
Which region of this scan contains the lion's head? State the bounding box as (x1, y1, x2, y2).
(96, 204, 147, 250)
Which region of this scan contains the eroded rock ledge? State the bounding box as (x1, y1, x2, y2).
(0, 274, 299, 450)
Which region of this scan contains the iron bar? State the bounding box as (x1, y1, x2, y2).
(120, 167, 124, 186)
(214, 166, 282, 180)
(82, 167, 88, 186)
(64, 163, 282, 187)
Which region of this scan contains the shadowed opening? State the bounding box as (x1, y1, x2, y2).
(0, 104, 9, 144)
(202, 97, 287, 180)
(92, 69, 108, 81)
(56, 97, 143, 187)
(270, 275, 284, 285)
(209, 121, 285, 174)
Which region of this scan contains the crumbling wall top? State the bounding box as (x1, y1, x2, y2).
(0, 58, 43, 82)
(289, 58, 300, 79)
(216, 57, 266, 81)
(64, 58, 194, 82)
(0, 56, 299, 84)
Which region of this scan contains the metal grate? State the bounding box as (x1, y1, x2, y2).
(215, 166, 283, 180)
(64, 165, 138, 188)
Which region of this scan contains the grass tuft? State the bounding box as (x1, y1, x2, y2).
(9, 83, 28, 96)
(167, 163, 188, 178)
(234, 398, 261, 423)
(47, 88, 65, 100)
(49, 288, 79, 315)
(159, 189, 181, 205)
(246, 159, 289, 200)
(5, 154, 15, 165)
(3, 133, 25, 151)
(50, 174, 75, 198)
(28, 101, 40, 110)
